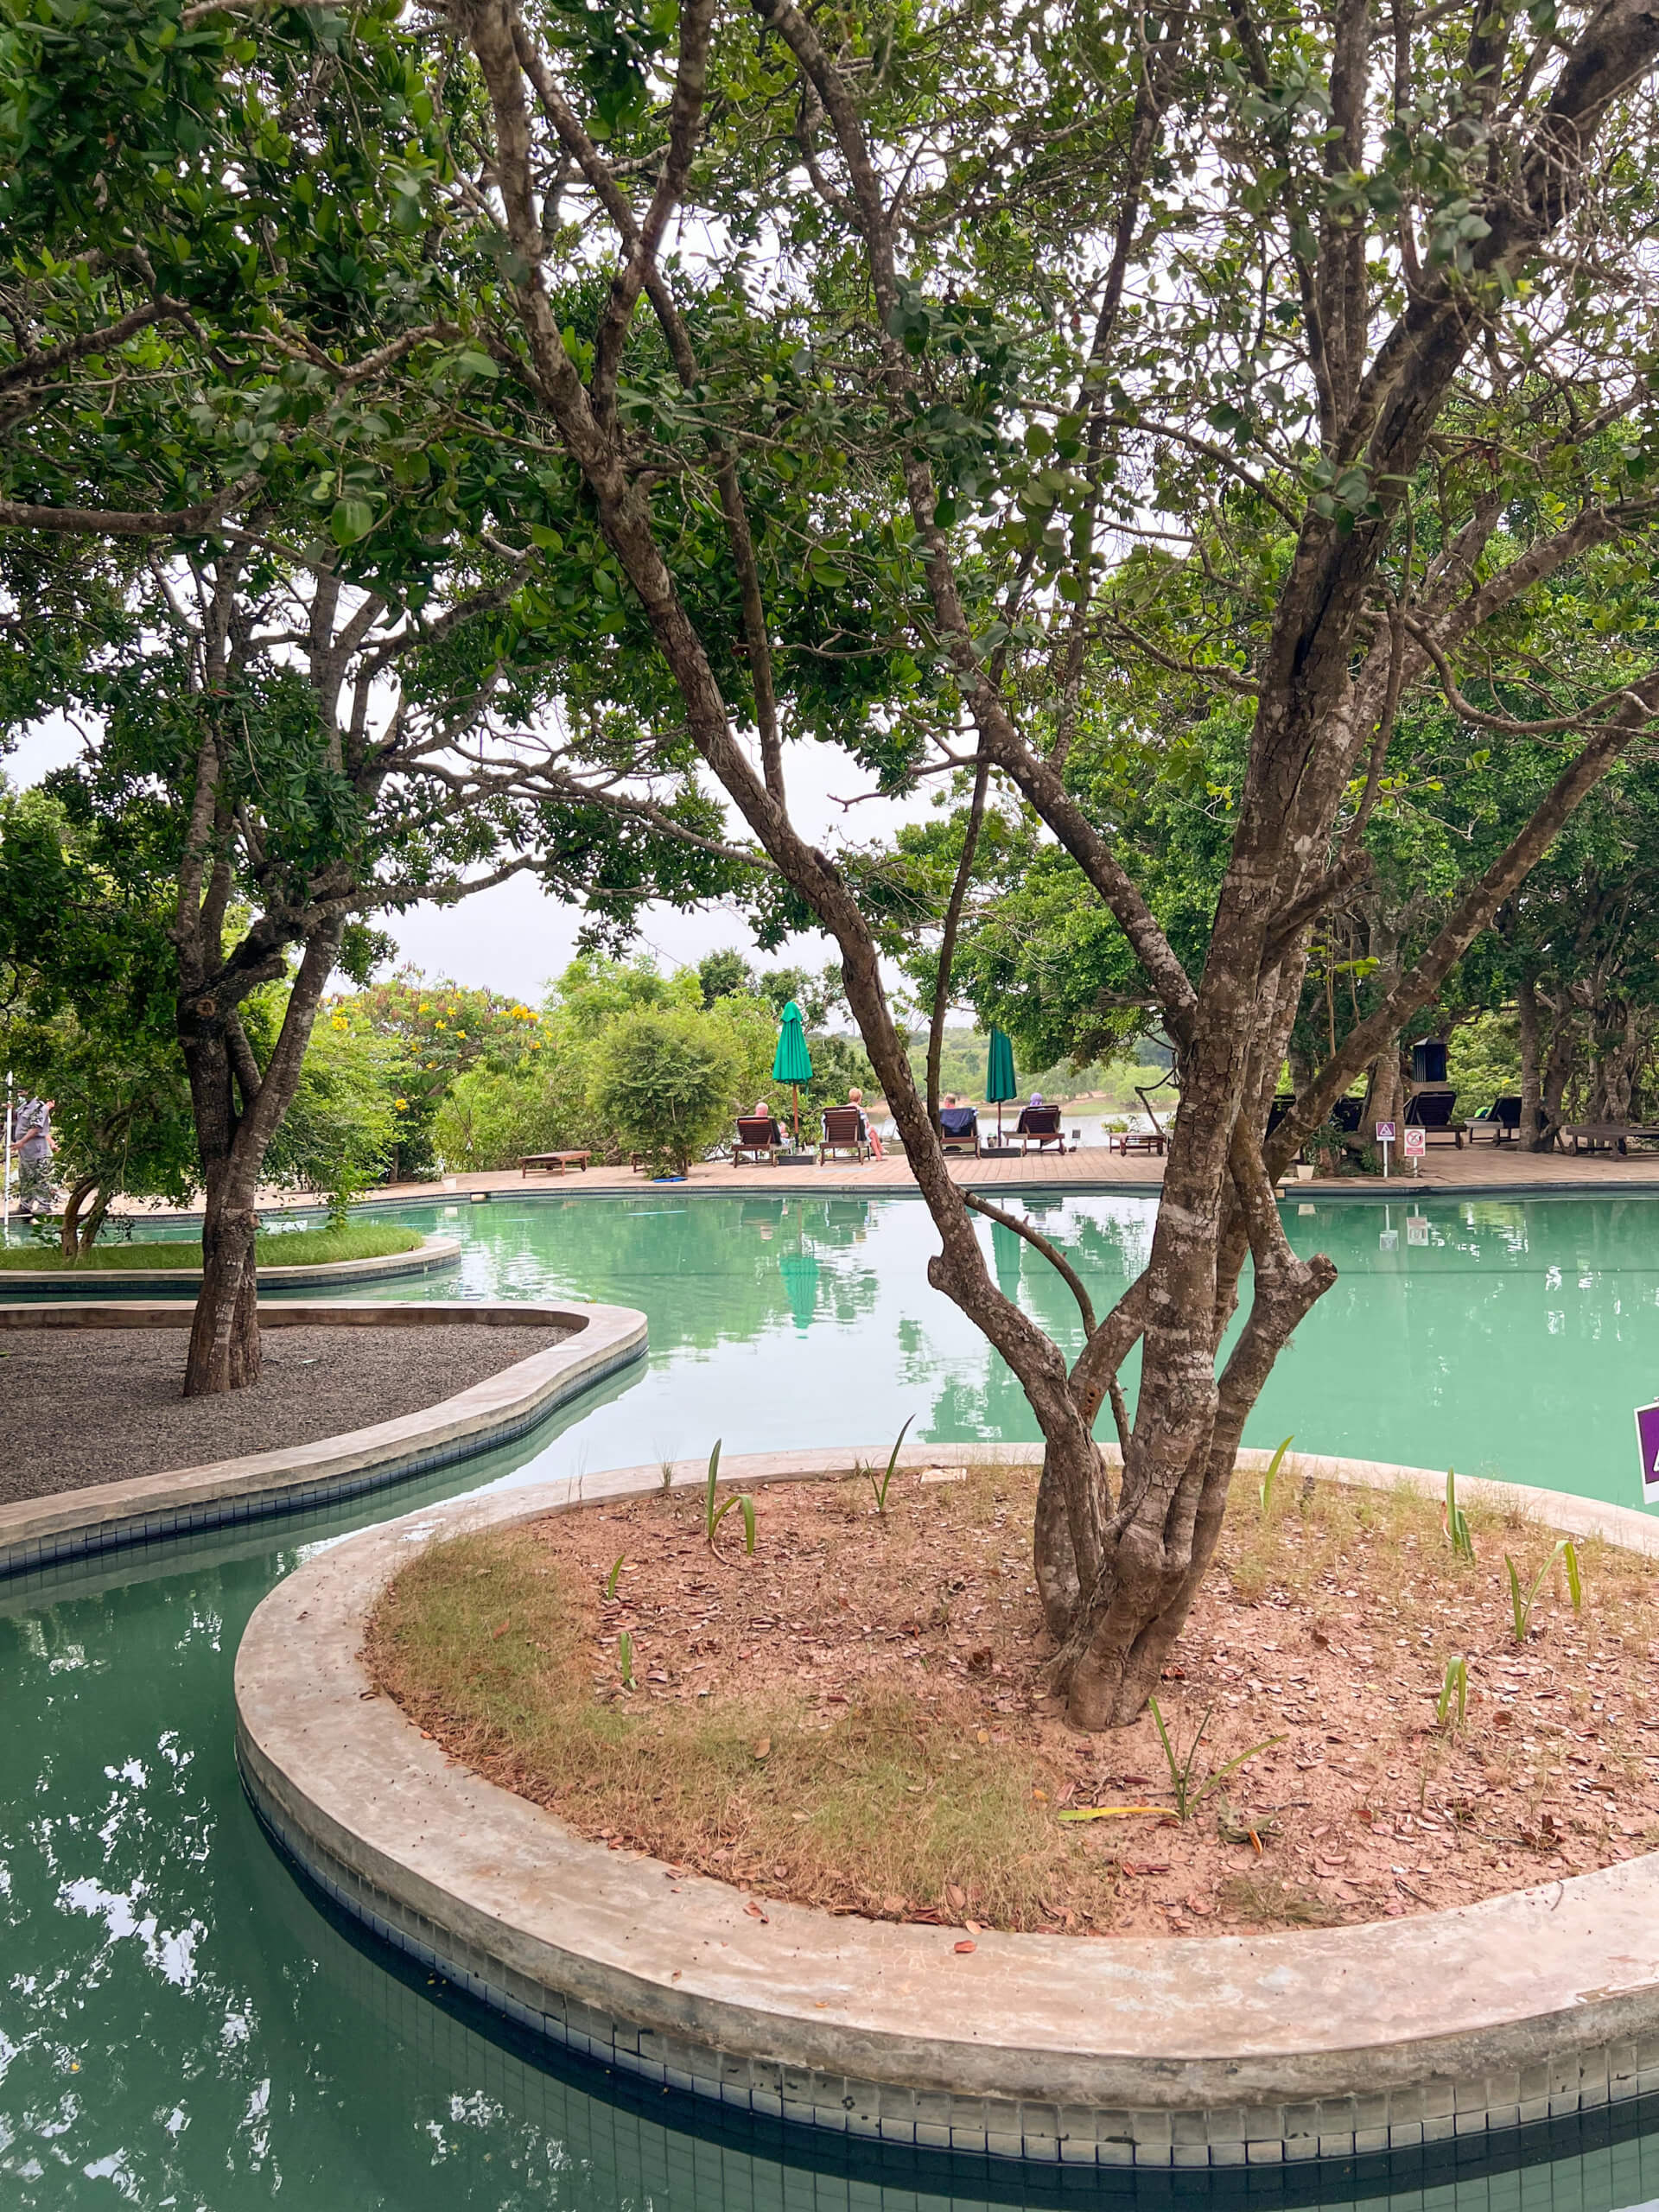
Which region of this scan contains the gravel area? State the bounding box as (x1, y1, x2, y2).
(0, 1323, 569, 1503)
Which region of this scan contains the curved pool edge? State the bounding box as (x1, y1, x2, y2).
(0, 1298, 647, 1580)
(0, 1231, 463, 1299)
(234, 1445, 1659, 2171)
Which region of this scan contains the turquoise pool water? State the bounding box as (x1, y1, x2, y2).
(362, 1189, 1659, 1505)
(5, 1189, 1659, 2210)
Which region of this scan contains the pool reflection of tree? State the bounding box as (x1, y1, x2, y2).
(929, 1203, 1156, 1444)
(414, 1195, 886, 1351)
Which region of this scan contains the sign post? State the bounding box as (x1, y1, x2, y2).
(1374, 1117, 1395, 1178)
(1403, 1126, 1426, 1176)
(1637, 1400, 1659, 1505)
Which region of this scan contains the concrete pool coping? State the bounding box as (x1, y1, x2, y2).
(0, 1298, 647, 1579)
(0, 1231, 463, 1298)
(235, 1444, 1659, 2170)
(99, 1174, 1659, 1230)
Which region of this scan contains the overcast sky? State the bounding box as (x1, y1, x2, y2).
(5, 714, 938, 1004)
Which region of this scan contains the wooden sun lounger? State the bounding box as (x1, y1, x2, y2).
(938, 1111, 980, 1157)
(734, 1116, 786, 1164)
(817, 1106, 870, 1165)
(519, 1150, 592, 1176)
(1015, 1105, 1065, 1154)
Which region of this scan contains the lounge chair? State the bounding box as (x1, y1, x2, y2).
(733, 1114, 786, 1165)
(1404, 1090, 1463, 1146)
(817, 1105, 870, 1166)
(519, 1150, 591, 1176)
(938, 1105, 980, 1156)
(1469, 1095, 1525, 1144)
(1014, 1104, 1065, 1154)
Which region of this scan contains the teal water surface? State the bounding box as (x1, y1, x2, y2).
(5, 1190, 1659, 2211)
(364, 1189, 1659, 1504)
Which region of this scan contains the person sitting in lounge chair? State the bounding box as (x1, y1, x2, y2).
(734, 1101, 787, 1163)
(938, 1094, 980, 1154)
(1014, 1092, 1065, 1152)
(847, 1085, 884, 1160)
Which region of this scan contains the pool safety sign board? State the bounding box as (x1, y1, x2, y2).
(1637, 1401, 1659, 1504)
(1375, 1118, 1395, 1175)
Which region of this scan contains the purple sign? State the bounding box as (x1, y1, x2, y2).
(1636, 1401, 1659, 1503)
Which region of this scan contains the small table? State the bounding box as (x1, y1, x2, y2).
(520, 1151, 592, 1176)
(1109, 1129, 1167, 1156)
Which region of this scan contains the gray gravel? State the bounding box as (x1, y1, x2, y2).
(0, 1323, 569, 1503)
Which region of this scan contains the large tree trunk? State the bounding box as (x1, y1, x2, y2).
(175, 921, 343, 1396)
(188, 1162, 261, 1393)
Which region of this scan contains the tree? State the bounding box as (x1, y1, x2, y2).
(29, 0, 1659, 1722)
(399, 0, 1659, 1732)
(0, 4, 753, 1389)
(0, 784, 197, 1250)
(593, 1007, 741, 1173)
(329, 971, 548, 1179)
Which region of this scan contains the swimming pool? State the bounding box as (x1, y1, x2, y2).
(4, 1189, 1659, 2210)
(358, 1188, 1659, 1506)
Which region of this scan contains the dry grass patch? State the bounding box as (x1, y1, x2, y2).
(366, 1461, 1659, 1936)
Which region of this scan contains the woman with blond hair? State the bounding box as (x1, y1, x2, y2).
(847, 1086, 883, 1160)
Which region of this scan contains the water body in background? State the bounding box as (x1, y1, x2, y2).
(5, 1191, 1659, 2209)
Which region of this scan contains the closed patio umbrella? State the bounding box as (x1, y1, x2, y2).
(986, 1025, 1018, 1143)
(771, 999, 814, 1142)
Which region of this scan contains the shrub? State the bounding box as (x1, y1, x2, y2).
(432, 1065, 573, 1171)
(593, 1008, 741, 1175)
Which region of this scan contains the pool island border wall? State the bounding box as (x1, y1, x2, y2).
(0, 1231, 465, 1300)
(235, 1444, 1659, 2174)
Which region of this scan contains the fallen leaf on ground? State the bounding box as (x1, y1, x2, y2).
(954, 1939, 976, 1954)
(743, 1900, 769, 1923)
(1058, 1804, 1167, 1822)
(751, 1737, 771, 1759)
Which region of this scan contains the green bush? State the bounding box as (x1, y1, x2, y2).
(431, 1065, 570, 1172)
(593, 1008, 741, 1175)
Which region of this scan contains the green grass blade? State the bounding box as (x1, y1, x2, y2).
(1258, 1433, 1294, 1514)
(1193, 1733, 1286, 1805)
(740, 1495, 756, 1555)
(878, 1415, 915, 1511)
(1564, 1540, 1583, 1612)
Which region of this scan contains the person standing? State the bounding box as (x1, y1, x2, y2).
(15, 1095, 54, 1217)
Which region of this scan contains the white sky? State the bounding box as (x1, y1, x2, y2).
(5, 715, 938, 1004)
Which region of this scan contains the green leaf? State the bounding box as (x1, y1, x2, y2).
(329, 497, 375, 545)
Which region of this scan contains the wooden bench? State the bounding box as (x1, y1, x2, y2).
(1109, 1128, 1167, 1156)
(519, 1151, 592, 1176)
(1561, 1123, 1659, 1156)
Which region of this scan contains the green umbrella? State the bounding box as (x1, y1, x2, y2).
(771, 999, 814, 1142)
(986, 1025, 1018, 1142)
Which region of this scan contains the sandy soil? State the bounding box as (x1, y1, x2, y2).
(0, 1324, 569, 1500)
(376, 1460, 1659, 1936)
